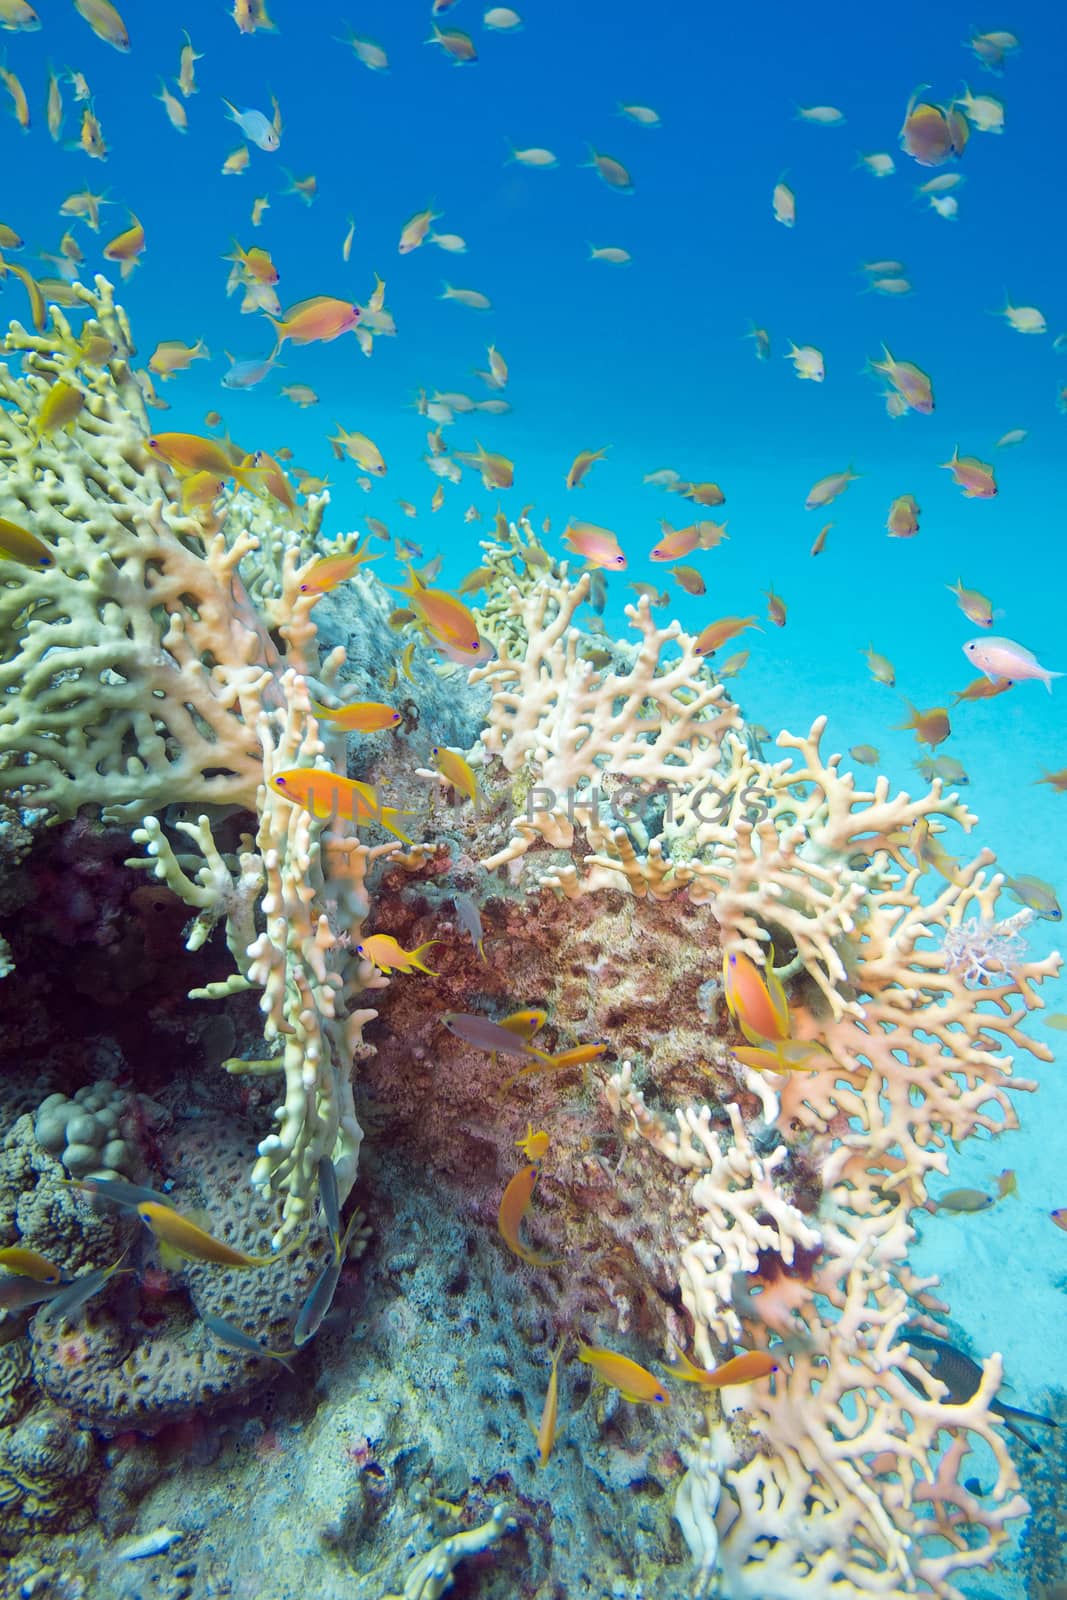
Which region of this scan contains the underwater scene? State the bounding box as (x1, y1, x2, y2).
(0, 0, 1065, 1595)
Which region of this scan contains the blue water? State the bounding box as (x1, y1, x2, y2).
(2, 0, 1064, 1533)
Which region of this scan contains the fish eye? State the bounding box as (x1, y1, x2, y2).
(470, 640, 480, 650)
(276, 776, 288, 786)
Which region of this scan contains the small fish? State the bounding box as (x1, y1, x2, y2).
(282, 170, 317, 204)
(953, 675, 1013, 703)
(671, 565, 705, 596)
(204, 1312, 295, 1370)
(996, 1169, 1018, 1199)
(453, 893, 485, 961)
(850, 745, 880, 765)
(936, 1188, 994, 1213)
(269, 298, 362, 353)
(896, 702, 951, 749)
(270, 770, 413, 842)
(797, 104, 844, 125)
(955, 85, 1004, 133)
(996, 428, 1027, 448)
(809, 523, 831, 556)
(498, 1163, 559, 1268)
(222, 355, 280, 390)
(1044, 1014, 1067, 1029)
(399, 207, 440, 253)
(157, 79, 186, 131)
(693, 616, 761, 656)
(329, 425, 387, 476)
(764, 586, 787, 627)
(0, 517, 55, 568)
(357, 934, 440, 976)
(941, 447, 996, 499)
(440, 283, 491, 310)
(566, 447, 609, 489)
(588, 245, 630, 264)
(784, 342, 823, 381)
(746, 324, 771, 359)
(772, 177, 796, 226)
(586, 147, 633, 191)
(222, 143, 249, 175)
(342, 216, 355, 260)
(650, 520, 726, 561)
(516, 1125, 550, 1162)
(806, 468, 860, 510)
(340, 29, 388, 71)
(429, 231, 467, 252)
(484, 6, 522, 27)
(456, 442, 513, 489)
(665, 1348, 780, 1386)
(426, 23, 478, 63)
(871, 345, 934, 413)
(500, 1041, 609, 1092)
(1051, 1208, 1067, 1232)
(0, 58, 29, 127)
(562, 521, 626, 569)
(0, 1276, 62, 1312)
(529, 1334, 566, 1466)
(1034, 770, 1067, 793)
(137, 1203, 290, 1267)
(915, 756, 969, 785)
(509, 144, 558, 168)
(723, 947, 790, 1045)
(887, 494, 920, 538)
(618, 102, 660, 126)
(292, 1260, 341, 1347)
(73, 0, 129, 51)
(442, 1011, 551, 1061)
(963, 636, 1061, 693)
(576, 1342, 668, 1403)
(1003, 875, 1061, 921)
(149, 338, 209, 379)
(947, 579, 995, 628)
(222, 98, 279, 151)
(0, 1246, 63, 1282)
(717, 649, 749, 678)
(116, 1529, 185, 1562)
(65, 1176, 171, 1209)
(35, 1251, 129, 1324)
(102, 212, 145, 278)
(904, 1331, 1056, 1451)
(898, 92, 960, 167)
(311, 700, 400, 733)
(857, 151, 895, 177)
(281, 384, 318, 407)
(0, 0, 39, 28)
(35, 379, 85, 438)
(178, 29, 202, 97)
(431, 745, 479, 804)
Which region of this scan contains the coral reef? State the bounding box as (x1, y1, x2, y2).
(0, 277, 1060, 1600)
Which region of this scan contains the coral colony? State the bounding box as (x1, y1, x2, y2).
(0, 279, 1061, 1595)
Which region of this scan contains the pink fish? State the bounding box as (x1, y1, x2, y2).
(962, 636, 1063, 693)
(941, 447, 996, 499)
(561, 521, 627, 569)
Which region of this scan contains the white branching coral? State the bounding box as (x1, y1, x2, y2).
(471, 574, 740, 882)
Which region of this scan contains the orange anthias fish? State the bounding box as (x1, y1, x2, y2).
(896, 702, 951, 749)
(941, 447, 997, 499)
(665, 1348, 781, 1387)
(310, 700, 400, 733)
(146, 432, 262, 493)
(561, 521, 627, 570)
(529, 1335, 567, 1466)
(269, 770, 413, 843)
(693, 616, 761, 656)
(566, 446, 609, 489)
(102, 213, 145, 278)
(298, 543, 380, 594)
(1051, 1208, 1067, 1233)
(576, 1342, 668, 1404)
(268, 296, 362, 352)
(431, 745, 479, 803)
(723, 948, 790, 1044)
(357, 933, 440, 975)
(650, 520, 727, 562)
(498, 1163, 560, 1268)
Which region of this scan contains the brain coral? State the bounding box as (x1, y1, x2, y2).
(29, 1120, 341, 1434)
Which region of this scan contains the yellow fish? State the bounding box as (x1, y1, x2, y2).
(0, 517, 55, 568)
(34, 380, 85, 439)
(310, 700, 400, 733)
(529, 1335, 566, 1466)
(664, 1348, 780, 1387)
(566, 446, 609, 489)
(137, 1201, 288, 1267)
(497, 1163, 559, 1269)
(431, 745, 479, 803)
(269, 770, 413, 843)
(356, 933, 439, 975)
(73, 0, 129, 51)
(298, 543, 380, 594)
(102, 212, 145, 278)
(0, 1246, 62, 1283)
(576, 1342, 668, 1404)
